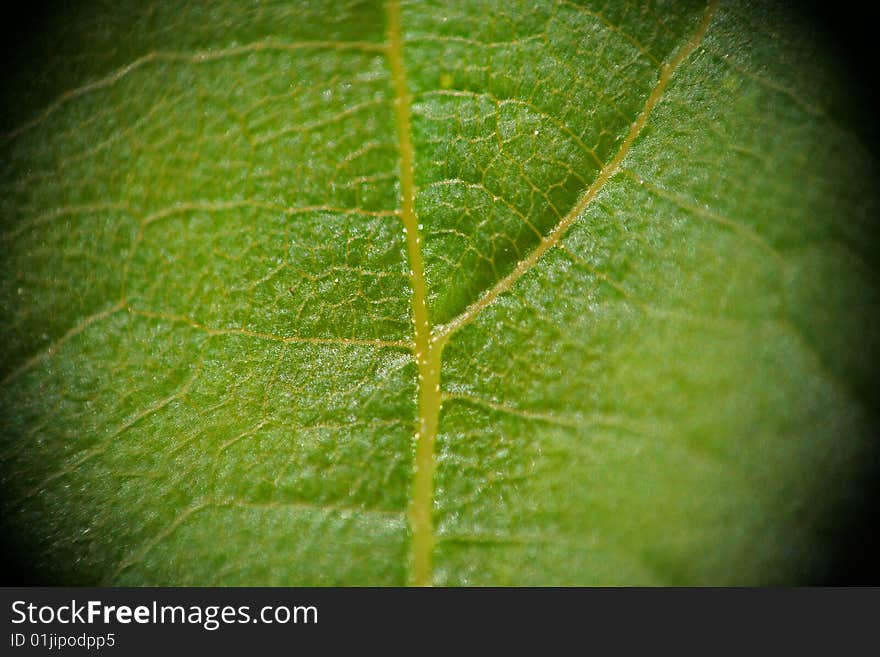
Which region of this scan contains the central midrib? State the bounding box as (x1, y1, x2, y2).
(386, 0, 442, 587)
(385, 0, 718, 586)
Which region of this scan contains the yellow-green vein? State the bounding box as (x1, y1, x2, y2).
(386, 0, 443, 586)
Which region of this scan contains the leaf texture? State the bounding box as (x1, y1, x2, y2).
(1, 0, 878, 585)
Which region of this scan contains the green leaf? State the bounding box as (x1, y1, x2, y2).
(1, 0, 878, 585)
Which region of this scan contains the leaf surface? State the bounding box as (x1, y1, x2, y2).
(1, 0, 878, 585)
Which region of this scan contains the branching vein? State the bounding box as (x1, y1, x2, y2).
(435, 0, 719, 340)
(1, 39, 387, 145)
(1, 301, 126, 386)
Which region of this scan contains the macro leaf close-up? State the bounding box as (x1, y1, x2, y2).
(1, 0, 878, 586)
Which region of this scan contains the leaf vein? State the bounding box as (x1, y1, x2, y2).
(435, 0, 720, 340)
(1, 300, 126, 386)
(1, 39, 388, 145)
